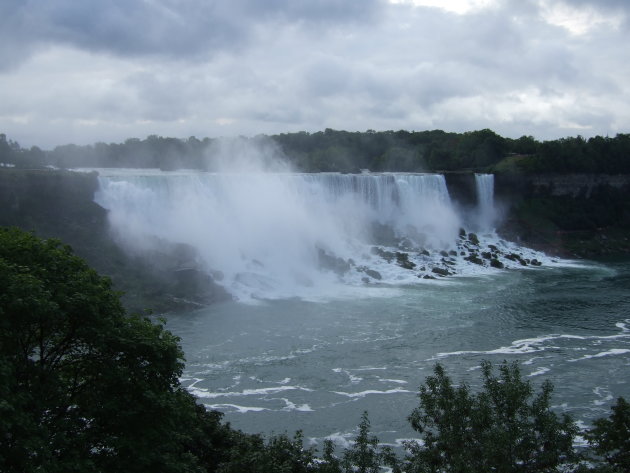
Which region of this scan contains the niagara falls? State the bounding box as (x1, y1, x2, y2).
(3, 0, 630, 468)
(89, 166, 630, 450)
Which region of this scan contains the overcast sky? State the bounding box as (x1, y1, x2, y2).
(1, 0, 628, 148)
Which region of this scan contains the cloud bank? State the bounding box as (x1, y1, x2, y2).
(1, 0, 628, 147)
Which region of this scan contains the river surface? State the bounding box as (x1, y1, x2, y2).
(166, 258, 630, 449)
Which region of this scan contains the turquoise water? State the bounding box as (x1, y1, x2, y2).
(166, 259, 630, 448)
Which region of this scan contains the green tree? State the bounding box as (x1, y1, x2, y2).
(586, 397, 630, 472)
(217, 430, 317, 473)
(0, 227, 226, 472)
(341, 412, 382, 473)
(405, 360, 577, 473)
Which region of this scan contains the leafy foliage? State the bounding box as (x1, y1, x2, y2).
(3, 129, 630, 173)
(0, 227, 227, 472)
(405, 361, 578, 473)
(586, 397, 630, 472)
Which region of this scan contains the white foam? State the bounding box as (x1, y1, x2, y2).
(382, 437, 425, 448)
(332, 388, 412, 398)
(568, 348, 630, 363)
(432, 334, 586, 359)
(528, 367, 551, 377)
(322, 432, 354, 448)
(332, 368, 363, 384)
(592, 387, 614, 406)
(279, 398, 314, 412)
(378, 378, 408, 385)
(189, 385, 313, 399)
(205, 403, 269, 413)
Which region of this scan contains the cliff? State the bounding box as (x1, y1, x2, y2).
(494, 173, 630, 257)
(0, 168, 229, 313)
(442, 172, 630, 258)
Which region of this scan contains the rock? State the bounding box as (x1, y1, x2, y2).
(422, 274, 436, 279)
(357, 266, 383, 280)
(468, 233, 480, 245)
(371, 246, 395, 263)
(317, 248, 351, 275)
(431, 267, 451, 277)
(490, 259, 504, 269)
(396, 252, 416, 270)
(440, 250, 449, 257)
(465, 254, 484, 265)
(531, 259, 542, 266)
(449, 250, 458, 256)
(481, 251, 492, 260)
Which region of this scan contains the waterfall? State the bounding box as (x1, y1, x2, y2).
(93, 169, 546, 301)
(474, 173, 495, 231)
(94, 171, 456, 298)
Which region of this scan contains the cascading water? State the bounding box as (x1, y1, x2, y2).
(474, 173, 496, 231)
(94, 169, 552, 301)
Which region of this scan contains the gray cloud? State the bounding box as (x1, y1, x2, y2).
(0, 0, 384, 71)
(0, 0, 629, 147)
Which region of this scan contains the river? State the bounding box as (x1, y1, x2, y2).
(166, 258, 630, 449)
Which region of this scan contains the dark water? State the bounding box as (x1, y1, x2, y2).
(166, 259, 630, 448)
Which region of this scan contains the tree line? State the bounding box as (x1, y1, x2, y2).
(1, 227, 629, 472)
(2, 129, 629, 173)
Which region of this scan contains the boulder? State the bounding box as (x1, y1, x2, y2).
(490, 259, 504, 269)
(396, 252, 416, 270)
(317, 248, 351, 275)
(431, 267, 451, 277)
(465, 254, 484, 265)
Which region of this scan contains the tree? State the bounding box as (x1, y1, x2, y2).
(586, 397, 630, 472)
(0, 227, 226, 472)
(405, 361, 577, 473)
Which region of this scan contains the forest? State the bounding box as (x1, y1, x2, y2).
(2, 129, 630, 174)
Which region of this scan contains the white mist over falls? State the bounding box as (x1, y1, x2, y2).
(94, 167, 549, 302)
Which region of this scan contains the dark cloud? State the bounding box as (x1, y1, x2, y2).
(0, 0, 628, 146)
(0, 0, 384, 70)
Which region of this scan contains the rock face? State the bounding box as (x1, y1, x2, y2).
(0, 168, 230, 313)
(444, 173, 477, 207)
(493, 173, 630, 257)
(524, 174, 630, 198)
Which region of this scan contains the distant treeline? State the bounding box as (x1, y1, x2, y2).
(2, 129, 629, 173)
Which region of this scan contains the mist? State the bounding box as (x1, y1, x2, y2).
(92, 141, 547, 302)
